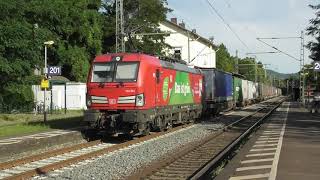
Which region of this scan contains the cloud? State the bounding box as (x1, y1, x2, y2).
(167, 0, 316, 73)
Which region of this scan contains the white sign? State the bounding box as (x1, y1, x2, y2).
(48, 66, 62, 76)
(314, 61, 320, 72)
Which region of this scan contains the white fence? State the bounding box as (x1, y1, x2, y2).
(32, 82, 87, 110)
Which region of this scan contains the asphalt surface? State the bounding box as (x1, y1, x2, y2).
(277, 102, 320, 180)
(215, 101, 320, 180)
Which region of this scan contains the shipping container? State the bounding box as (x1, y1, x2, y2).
(214, 70, 233, 102)
(233, 76, 243, 105)
(248, 81, 254, 100)
(202, 69, 215, 101)
(201, 68, 234, 114)
(242, 80, 249, 102)
(254, 82, 259, 100)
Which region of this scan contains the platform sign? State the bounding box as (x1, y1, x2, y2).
(314, 61, 320, 72)
(41, 79, 49, 89)
(48, 66, 61, 76)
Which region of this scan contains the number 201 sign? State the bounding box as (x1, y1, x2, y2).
(48, 66, 62, 76)
(314, 61, 320, 72)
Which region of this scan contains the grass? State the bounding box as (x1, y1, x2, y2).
(0, 111, 85, 138)
(0, 124, 50, 138)
(0, 111, 83, 126)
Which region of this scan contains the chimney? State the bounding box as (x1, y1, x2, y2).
(179, 21, 185, 28)
(192, 29, 197, 33)
(171, 18, 177, 24)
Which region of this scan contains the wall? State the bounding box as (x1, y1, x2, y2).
(32, 82, 87, 110)
(159, 23, 216, 68)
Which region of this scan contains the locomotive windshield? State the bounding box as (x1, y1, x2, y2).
(115, 62, 139, 81)
(91, 62, 139, 82)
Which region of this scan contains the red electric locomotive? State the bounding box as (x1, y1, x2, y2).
(84, 53, 203, 137)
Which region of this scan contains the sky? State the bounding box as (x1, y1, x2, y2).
(166, 0, 318, 73)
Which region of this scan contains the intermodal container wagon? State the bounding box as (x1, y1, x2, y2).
(233, 76, 243, 106)
(241, 79, 249, 104)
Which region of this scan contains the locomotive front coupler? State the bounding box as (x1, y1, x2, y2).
(100, 113, 120, 129)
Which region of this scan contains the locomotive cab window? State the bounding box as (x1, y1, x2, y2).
(115, 62, 139, 82)
(91, 62, 139, 82)
(92, 63, 115, 82)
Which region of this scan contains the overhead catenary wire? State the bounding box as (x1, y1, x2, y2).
(256, 38, 300, 62)
(205, 0, 250, 50)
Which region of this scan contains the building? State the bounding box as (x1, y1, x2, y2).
(159, 18, 216, 68)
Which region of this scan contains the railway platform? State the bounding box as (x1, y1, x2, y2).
(0, 129, 84, 162)
(216, 101, 320, 180)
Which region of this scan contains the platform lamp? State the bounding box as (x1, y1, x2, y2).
(43, 40, 54, 124)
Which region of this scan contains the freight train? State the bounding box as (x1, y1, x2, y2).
(83, 53, 281, 138)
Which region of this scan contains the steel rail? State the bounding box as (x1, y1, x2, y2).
(127, 98, 284, 179)
(2, 124, 192, 180)
(190, 99, 285, 179)
(0, 140, 101, 170)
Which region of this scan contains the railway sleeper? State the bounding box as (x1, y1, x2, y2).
(152, 173, 193, 179)
(156, 169, 196, 176)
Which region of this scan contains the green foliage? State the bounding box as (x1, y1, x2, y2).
(238, 57, 256, 81)
(57, 46, 90, 82)
(0, 0, 172, 108)
(306, 4, 320, 60)
(0, 0, 104, 108)
(24, 0, 103, 81)
(216, 44, 235, 73)
(101, 0, 172, 55)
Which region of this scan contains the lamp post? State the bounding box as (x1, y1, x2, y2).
(43, 41, 54, 124)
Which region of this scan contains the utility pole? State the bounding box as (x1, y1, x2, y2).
(116, 0, 125, 53)
(235, 50, 239, 74)
(254, 60, 257, 83)
(187, 31, 190, 63)
(300, 31, 305, 105)
(287, 79, 289, 95)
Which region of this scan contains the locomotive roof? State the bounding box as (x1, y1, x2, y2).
(196, 67, 233, 75)
(159, 59, 201, 74)
(94, 53, 201, 75)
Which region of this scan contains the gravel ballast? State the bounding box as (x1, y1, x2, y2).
(36, 122, 224, 180)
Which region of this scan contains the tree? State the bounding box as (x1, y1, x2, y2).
(0, 0, 42, 108)
(216, 44, 235, 73)
(101, 0, 172, 55)
(238, 57, 256, 81)
(306, 4, 320, 61)
(24, 0, 103, 81)
(0, 0, 104, 109)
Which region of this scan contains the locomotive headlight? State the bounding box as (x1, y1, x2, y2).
(135, 94, 144, 106)
(86, 95, 92, 107)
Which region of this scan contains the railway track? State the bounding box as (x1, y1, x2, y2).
(129, 98, 285, 179)
(0, 98, 283, 180)
(0, 125, 192, 180)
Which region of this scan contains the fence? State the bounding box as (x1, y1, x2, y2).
(0, 103, 35, 114)
(0, 102, 69, 114)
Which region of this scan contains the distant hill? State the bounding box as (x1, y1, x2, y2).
(266, 69, 298, 79)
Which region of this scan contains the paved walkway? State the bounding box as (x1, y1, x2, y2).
(277, 102, 320, 180)
(216, 101, 320, 180)
(0, 129, 78, 145)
